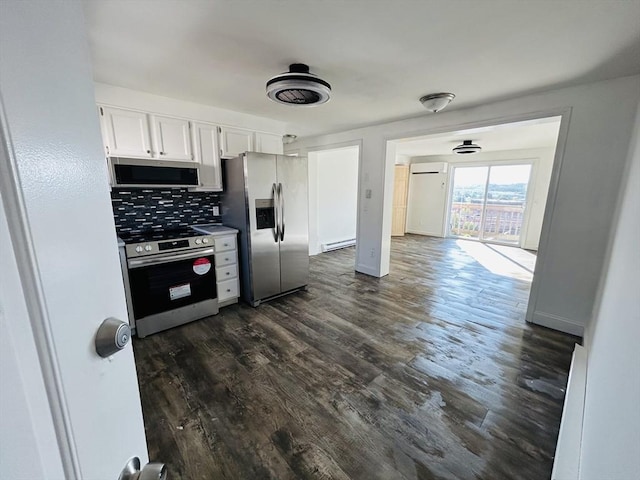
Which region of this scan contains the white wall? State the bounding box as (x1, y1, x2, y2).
(578, 102, 640, 479)
(411, 146, 556, 250)
(308, 146, 359, 255)
(318, 147, 359, 249)
(94, 82, 287, 135)
(287, 74, 640, 335)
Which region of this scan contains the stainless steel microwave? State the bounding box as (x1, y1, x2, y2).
(110, 157, 200, 188)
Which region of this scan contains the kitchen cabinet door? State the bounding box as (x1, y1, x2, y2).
(191, 122, 222, 191)
(255, 132, 284, 155)
(220, 126, 254, 158)
(152, 115, 193, 161)
(100, 106, 152, 158)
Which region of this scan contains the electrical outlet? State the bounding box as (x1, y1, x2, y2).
(212, 206, 220, 216)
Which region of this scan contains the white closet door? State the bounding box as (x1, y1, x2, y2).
(406, 172, 447, 237)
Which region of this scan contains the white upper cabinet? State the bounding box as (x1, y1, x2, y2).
(98, 104, 283, 173)
(220, 126, 254, 158)
(100, 106, 152, 158)
(191, 122, 222, 191)
(255, 132, 284, 155)
(151, 115, 193, 162)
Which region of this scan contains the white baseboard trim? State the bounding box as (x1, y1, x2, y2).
(529, 311, 585, 336)
(356, 263, 383, 277)
(405, 229, 444, 237)
(552, 343, 587, 480)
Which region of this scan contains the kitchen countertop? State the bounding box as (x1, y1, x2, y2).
(192, 224, 239, 236)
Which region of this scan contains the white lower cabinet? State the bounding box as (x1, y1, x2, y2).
(217, 278, 240, 302)
(214, 234, 239, 307)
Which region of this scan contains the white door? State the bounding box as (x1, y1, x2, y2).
(152, 115, 193, 161)
(1, 3, 149, 479)
(100, 106, 153, 159)
(220, 126, 254, 158)
(406, 171, 447, 236)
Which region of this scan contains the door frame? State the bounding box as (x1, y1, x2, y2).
(0, 101, 80, 478)
(445, 159, 537, 247)
(383, 108, 572, 326)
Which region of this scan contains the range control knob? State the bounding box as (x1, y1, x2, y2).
(144, 245, 152, 252)
(202, 238, 210, 244)
(135, 246, 143, 253)
(195, 238, 202, 245)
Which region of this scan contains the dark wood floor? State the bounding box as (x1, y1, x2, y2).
(133, 235, 579, 480)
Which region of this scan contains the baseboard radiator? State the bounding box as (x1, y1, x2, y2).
(321, 238, 356, 252)
(551, 343, 587, 480)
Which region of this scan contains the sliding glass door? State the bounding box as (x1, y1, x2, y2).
(449, 167, 488, 240)
(448, 164, 532, 246)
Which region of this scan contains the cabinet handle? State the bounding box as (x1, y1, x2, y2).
(226, 272, 230, 276)
(160, 151, 165, 155)
(226, 289, 231, 293)
(146, 150, 151, 154)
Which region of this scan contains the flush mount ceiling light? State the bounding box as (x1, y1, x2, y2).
(453, 140, 482, 155)
(266, 63, 331, 106)
(282, 134, 297, 144)
(419, 92, 455, 113)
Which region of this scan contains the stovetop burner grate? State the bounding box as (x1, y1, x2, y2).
(118, 227, 199, 244)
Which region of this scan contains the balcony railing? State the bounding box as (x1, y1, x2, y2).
(450, 202, 525, 243)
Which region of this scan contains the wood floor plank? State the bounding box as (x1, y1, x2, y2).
(133, 235, 579, 479)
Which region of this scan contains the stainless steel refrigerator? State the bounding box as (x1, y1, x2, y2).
(222, 152, 309, 306)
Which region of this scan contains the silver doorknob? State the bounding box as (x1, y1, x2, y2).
(119, 457, 167, 480)
(95, 318, 131, 358)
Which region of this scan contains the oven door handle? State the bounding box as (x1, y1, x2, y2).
(128, 248, 215, 269)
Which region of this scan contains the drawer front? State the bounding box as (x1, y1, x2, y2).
(216, 263, 238, 281)
(215, 251, 236, 267)
(214, 235, 236, 253)
(217, 278, 239, 301)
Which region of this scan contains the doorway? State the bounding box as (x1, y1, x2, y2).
(448, 163, 533, 246)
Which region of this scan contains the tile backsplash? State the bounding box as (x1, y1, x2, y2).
(111, 188, 221, 234)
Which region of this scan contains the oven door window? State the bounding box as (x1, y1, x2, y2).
(128, 254, 216, 319)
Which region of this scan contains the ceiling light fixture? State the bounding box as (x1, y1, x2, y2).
(453, 140, 482, 155)
(282, 134, 297, 144)
(266, 64, 331, 106)
(419, 92, 455, 113)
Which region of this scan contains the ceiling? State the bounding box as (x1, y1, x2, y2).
(83, 0, 640, 137)
(394, 117, 562, 157)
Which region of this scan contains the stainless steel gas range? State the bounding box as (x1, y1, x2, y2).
(117, 228, 219, 337)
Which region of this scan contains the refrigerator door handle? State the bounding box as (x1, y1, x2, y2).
(278, 182, 285, 241)
(272, 182, 279, 243)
